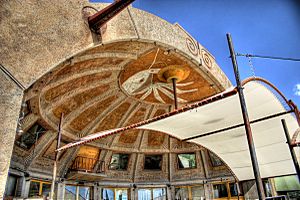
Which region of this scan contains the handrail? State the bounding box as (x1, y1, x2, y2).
(70, 156, 105, 173)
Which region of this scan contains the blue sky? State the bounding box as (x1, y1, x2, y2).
(92, 0, 300, 107)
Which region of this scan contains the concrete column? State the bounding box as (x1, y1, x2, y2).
(134, 187, 138, 200)
(200, 150, 210, 179)
(0, 72, 23, 199)
(130, 188, 135, 200)
(94, 185, 101, 200)
(168, 186, 174, 200)
(18, 176, 26, 198)
(23, 179, 31, 198)
(204, 183, 213, 200)
(57, 182, 65, 200)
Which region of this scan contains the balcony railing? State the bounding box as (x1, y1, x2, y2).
(70, 156, 105, 173)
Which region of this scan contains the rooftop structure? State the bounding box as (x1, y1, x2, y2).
(0, 1, 299, 200)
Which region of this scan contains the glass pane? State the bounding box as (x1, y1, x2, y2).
(191, 186, 205, 200)
(42, 183, 51, 198)
(209, 152, 223, 167)
(138, 189, 151, 200)
(213, 184, 228, 198)
(102, 188, 114, 200)
(29, 181, 40, 197)
(109, 154, 129, 170)
(79, 186, 90, 200)
(229, 183, 238, 197)
(144, 155, 162, 170)
(116, 189, 128, 200)
(178, 153, 196, 169)
(153, 188, 166, 200)
(65, 185, 76, 200)
(175, 187, 189, 200)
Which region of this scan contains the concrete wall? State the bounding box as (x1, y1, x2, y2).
(0, 72, 23, 198)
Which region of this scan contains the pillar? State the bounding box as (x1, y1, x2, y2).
(0, 72, 23, 198)
(94, 185, 101, 200)
(57, 182, 66, 200)
(130, 188, 135, 200)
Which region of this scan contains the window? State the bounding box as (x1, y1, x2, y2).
(79, 187, 90, 200)
(138, 188, 166, 200)
(16, 123, 46, 150)
(28, 180, 51, 198)
(213, 184, 228, 198)
(65, 185, 90, 200)
(175, 187, 188, 200)
(175, 185, 205, 200)
(138, 189, 151, 200)
(65, 185, 76, 200)
(144, 155, 162, 170)
(101, 188, 129, 200)
(153, 188, 166, 200)
(208, 152, 223, 167)
(115, 189, 128, 200)
(177, 153, 196, 169)
(229, 183, 239, 197)
(109, 153, 129, 170)
(191, 186, 205, 200)
(102, 188, 114, 200)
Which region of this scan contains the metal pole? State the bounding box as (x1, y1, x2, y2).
(172, 78, 178, 109)
(50, 113, 64, 200)
(281, 119, 300, 181)
(88, 0, 135, 33)
(226, 33, 266, 200)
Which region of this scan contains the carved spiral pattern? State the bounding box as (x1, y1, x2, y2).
(186, 37, 198, 56)
(202, 50, 213, 69)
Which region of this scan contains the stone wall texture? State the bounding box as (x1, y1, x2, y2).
(0, 72, 23, 198)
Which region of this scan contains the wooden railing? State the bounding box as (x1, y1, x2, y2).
(70, 156, 105, 173)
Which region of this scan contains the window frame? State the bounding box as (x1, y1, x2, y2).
(143, 154, 163, 171)
(212, 182, 229, 199)
(212, 181, 243, 199)
(137, 187, 166, 200)
(174, 184, 205, 200)
(101, 187, 130, 200)
(108, 152, 130, 171)
(64, 184, 91, 200)
(177, 152, 197, 170)
(15, 122, 47, 151)
(28, 179, 51, 197)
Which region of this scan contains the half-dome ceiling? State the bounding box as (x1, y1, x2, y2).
(28, 40, 229, 139)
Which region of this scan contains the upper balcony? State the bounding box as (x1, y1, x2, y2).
(67, 156, 106, 181)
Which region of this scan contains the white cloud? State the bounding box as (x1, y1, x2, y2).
(294, 84, 300, 96)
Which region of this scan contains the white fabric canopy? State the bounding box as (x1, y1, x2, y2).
(139, 81, 299, 181)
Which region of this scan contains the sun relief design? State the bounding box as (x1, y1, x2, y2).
(120, 48, 217, 105)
